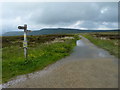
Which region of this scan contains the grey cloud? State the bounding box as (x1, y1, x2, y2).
(29, 2, 117, 25)
(79, 21, 98, 28)
(1, 2, 118, 34)
(79, 21, 117, 29)
(30, 3, 101, 25)
(95, 3, 118, 22)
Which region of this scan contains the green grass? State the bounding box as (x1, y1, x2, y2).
(83, 34, 119, 58)
(2, 34, 79, 83)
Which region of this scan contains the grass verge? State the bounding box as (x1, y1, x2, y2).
(2, 34, 79, 83)
(83, 34, 119, 59)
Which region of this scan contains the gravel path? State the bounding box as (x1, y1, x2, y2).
(5, 36, 118, 88)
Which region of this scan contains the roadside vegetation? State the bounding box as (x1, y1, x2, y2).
(2, 34, 79, 83)
(83, 32, 119, 58)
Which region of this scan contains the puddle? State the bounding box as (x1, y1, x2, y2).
(98, 52, 106, 57)
(75, 37, 116, 59)
(76, 40, 85, 47)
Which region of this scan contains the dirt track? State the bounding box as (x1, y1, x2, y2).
(6, 36, 118, 88)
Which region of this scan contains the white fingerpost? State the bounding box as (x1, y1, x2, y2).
(24, 24, 27, 59)
(18, 24, 31, 59)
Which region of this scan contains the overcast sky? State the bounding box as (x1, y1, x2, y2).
(1, 2, 118, 34)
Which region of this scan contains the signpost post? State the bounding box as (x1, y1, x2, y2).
(18, 24, 31, 59)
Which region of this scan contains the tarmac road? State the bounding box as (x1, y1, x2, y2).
(5, 36, 118, 88)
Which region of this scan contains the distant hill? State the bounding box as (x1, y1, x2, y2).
(2, 28, 119, 36)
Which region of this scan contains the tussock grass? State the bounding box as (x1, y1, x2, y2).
(2, 34, 79, 83)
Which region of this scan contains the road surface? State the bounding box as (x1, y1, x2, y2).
(4, 36, 118, 88)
